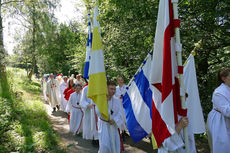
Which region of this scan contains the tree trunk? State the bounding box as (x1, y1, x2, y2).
(28, 1, 36, 81)
(0, 0, 10, 98)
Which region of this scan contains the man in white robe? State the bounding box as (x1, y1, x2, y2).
(59, 76, 68, 112)
(46, 73, 60, 112)
(207, 68, 230, 153)
(115, 76, 128, 140)
(96, 81, 123, 153)
(158, 116, 197, 153)
(80, 84, 99, 142)
(66, 84, 83, 134)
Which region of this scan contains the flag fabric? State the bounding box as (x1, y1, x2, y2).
(87, 2, 108, 120)
(83, 13, 92, 79)
(184, 54, 206, 134)
(123, 54, 152, 142)
(150, 0, 184, 148)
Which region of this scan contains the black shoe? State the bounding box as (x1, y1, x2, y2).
(56, 105, 60, 110)
(124, 131, 129, 136)
(53, 107, 56, 112)
(122, 132, 125, 142)
(92, 140, 98, 147)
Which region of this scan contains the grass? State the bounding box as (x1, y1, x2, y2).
(0, 68, 66, 153)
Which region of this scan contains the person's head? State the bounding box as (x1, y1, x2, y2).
(107, 81, 116, 99)
(218, 68, 230, 87)
(117, 76, 124, 87)
(50, 73, 54, 80)
(76, 74, 82, 80)
(68, 79, 74, 88)
(74, 83, 82, 93)
(63, 76, 68, 83)
(71, 74, 75, 78)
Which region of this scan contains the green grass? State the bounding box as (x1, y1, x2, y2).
(0, 68, 66, 153)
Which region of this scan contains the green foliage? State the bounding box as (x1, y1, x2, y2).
(0, 68, 66, 153)
(98, 0, 159, 82)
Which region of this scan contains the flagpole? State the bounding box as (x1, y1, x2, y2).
(91, 1, 116, 152)
(172, 1, 189, 153)
(127, 51, 152, 87)
(88, 10, 95, 132)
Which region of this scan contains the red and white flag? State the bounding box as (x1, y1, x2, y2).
(150, 0, 186, 148)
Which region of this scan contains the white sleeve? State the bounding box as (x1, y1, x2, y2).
(213, 93, 230, 117)
(115, 89, 120, 98)
(112, 99, 123, 129)
(65, 95, 72, 113)
(159, 132, 184, 152)
(46, 82, 50, 96)
(80, 87, 90, 109)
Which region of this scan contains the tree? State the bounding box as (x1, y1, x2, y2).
(5, 0, 59, 80)
(0, 0, 10, 98)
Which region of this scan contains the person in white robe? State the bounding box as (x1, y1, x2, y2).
(207, 68, 230, 153)
(158, 116, 197, 153)
(115, 76, 128, 140)
(96, 81, 123, 153)
(46, 73, 60, 112)
(80, 85, 99, 141)
(66, 84, 84, 134)
(59, 76, 68, 112)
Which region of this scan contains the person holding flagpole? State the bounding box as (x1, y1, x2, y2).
(95, 81, 123, 153)
(207, 68, 230, 153)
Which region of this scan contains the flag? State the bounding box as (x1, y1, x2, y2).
(83, 13, 93, 79)
(150, 0, 183, 148)
(184, 54, 206, 134)
(87, 2, 108, 120)
(123, 54, 152, 142)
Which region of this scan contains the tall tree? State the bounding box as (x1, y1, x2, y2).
(5, 0, 59, 80)
(0, 0, 9, 97)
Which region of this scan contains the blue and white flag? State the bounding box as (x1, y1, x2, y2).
(123, 54, 153, 142)
(83, 13, 92, 79)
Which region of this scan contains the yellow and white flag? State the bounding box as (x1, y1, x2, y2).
(87, 2, 108, 120)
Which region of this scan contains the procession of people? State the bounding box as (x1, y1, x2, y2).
(42, 73, 129, 151)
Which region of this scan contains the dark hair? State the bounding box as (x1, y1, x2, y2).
(107, 81, 116, 87)
(217, 68, 230, 86)
(75, 83, 82, 88)
(68, 78, 74, 88)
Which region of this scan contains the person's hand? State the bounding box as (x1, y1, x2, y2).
(175, 117, 188, 134)
(109, 119, 115, 125)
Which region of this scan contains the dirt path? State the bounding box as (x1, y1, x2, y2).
(44, 104, 155, 153)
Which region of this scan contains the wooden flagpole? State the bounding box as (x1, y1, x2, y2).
(172, 0, 189, 153)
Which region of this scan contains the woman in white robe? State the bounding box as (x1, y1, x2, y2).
(207, 68, 230, 153)
(80, 85, 98, 140)
(66, 84, 83, 134)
